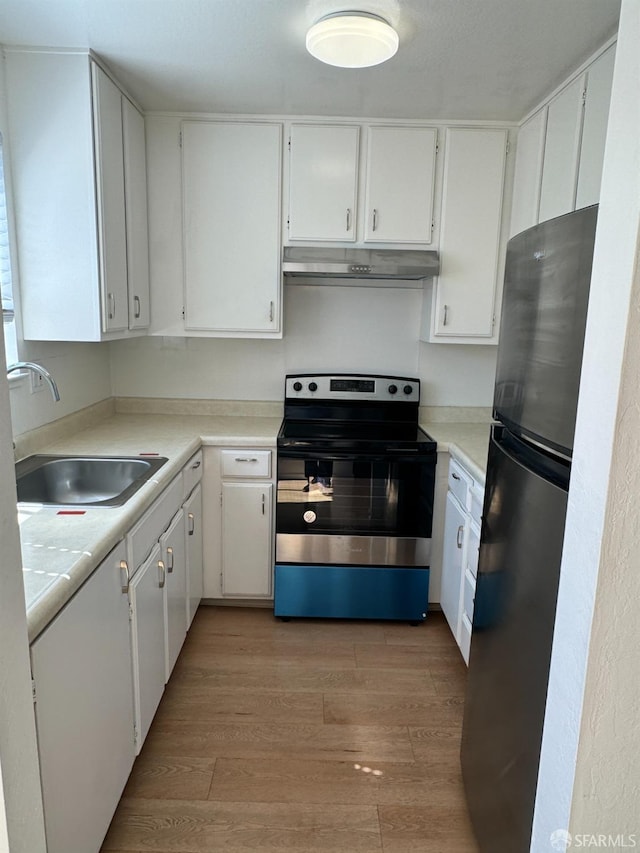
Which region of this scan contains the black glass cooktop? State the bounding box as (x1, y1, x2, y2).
(278, 419, 436, 453)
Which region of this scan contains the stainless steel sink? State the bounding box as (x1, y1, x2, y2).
(15, 455, 169, 507)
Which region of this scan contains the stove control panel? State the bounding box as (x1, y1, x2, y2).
(285, 374, 420, 402)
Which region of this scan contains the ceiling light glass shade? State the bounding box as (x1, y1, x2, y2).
(306, 12, 399, 68)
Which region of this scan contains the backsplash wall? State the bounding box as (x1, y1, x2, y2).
(110, 283, 498, 406)
(8, 340, 112, 437)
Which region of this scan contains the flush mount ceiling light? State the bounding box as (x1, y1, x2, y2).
(306, 11, 399, 68)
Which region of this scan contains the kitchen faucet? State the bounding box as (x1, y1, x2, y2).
(6, 361, 61, 401)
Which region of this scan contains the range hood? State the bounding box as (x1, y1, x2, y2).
(282, 247, 439, 280)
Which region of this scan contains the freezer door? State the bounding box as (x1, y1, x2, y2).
(460, 427, 569, 853)
(494, 205, 597, 456)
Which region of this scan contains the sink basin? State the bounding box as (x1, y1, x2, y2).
(15, 455, 169, 507)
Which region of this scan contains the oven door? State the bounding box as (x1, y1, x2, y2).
(276, 449, 435, 567)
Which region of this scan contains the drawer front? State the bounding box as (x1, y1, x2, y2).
(182, 450, 203, 500)
(127, 475, 182, 571)
(448, 458, 472, 508)
(221, 449, 271, 478)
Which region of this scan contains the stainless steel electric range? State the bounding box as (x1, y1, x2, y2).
(274, 374, 437, 622)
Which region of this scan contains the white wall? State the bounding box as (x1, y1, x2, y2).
(110, 282, 497, 406)
(532, 2, 639, 846)
(0, 55, 112, 438)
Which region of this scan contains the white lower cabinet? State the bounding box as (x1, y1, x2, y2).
(184, 482, 203, 627)
(202, 446, 275, 599)
(161, 508, 187, 682)
(129, 542, 167, 750)
(30, 541, 135, 853)
(222, 481, 273, 597)
(441, 490, 467, 639)
(440, 457, 484, 664)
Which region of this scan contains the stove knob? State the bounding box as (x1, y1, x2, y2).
(403, 385, 414, 395)
(293, 381, 303, 392)
(308, 382, 318, 392)
(388, 384, 398, 395)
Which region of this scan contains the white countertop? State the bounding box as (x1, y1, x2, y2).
(19, 411, 490, 642)
(420, 421, 491, 485)
(20, 413, 281, 641)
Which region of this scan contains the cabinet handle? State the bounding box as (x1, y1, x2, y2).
(158, 559, 166, 588)
(134, 295, 141, 319)
(188, 512, 195, 535)
(443, 304, 449, 327)
(456, 525, 464, 549)
(262, 493, 265, 515)
(372, 208, 378, 232)
(119, 559, 130, 594)
(452, 472, 460, 481)
(269, 301, 274, 322)
(235, 457, 258, 463)
(107, 292, 115, 320)
(166, 546, 174, 573)
(191, 460, 201, 470)
(346, 208, 351, 232)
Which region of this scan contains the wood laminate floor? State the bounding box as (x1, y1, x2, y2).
(101, 606, 479, 853)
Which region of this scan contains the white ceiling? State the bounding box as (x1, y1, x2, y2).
(0, 0, 620, 121)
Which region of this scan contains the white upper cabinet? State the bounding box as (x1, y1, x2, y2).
(92, 64, 129, 333)
(182, 121, 282, 335)
(538, 75, 585, 223)
(288, 124, 359, 242)
(287, 122, 437, 245)
(510, 109, 547, 237)
(510, 43, 615, 233)
(364, 126, 437, 243)
(576, 44, 616, 209)
(3, 50, 150, 341)
(122, 96, 151, 330)
(428, 128, 507, 342)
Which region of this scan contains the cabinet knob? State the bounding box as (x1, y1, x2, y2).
(188, 512, 195, 536)
(134, 295, 141, 319)
(346, 208, 351, 232)
(166, 546, 174, 573)
(372, 208, 378, 232)
(456, 524, 464, 549)
(158, 559, 166, 588)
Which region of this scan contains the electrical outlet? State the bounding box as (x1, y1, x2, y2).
(30, 371, 45, 394)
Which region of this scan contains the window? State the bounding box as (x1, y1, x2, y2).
(0, 134, 19, 366)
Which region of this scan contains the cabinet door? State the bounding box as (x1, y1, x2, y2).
(538, 75, 585, 223)
(184, 483, 203, 627)
(31, 542, 134, 853)
(364, 126, 437, 243)
(161, 509, 187, 681)
(576, 46, 615, 210)
(510, 109, 547, 237)
(440, 491, 467, 642)
(222, 482, 273, 597)
(182, 121, 282, 334)
(122, 96, 151, 329)
(129, 543, 166, 752)
(432, 128, 507, 339)
(92, 63, 129, 332)
(288, 124, 359, 241)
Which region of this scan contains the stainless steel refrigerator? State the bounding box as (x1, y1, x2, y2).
(460, 204, 598, 853)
